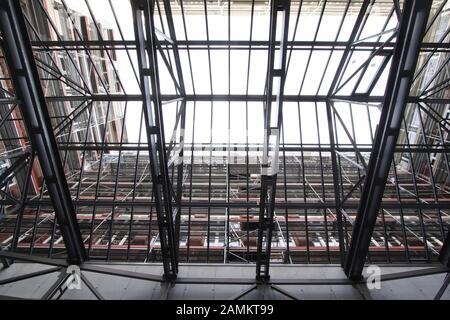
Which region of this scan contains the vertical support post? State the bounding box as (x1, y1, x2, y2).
(0, 0, 86, 264)
(434, 272, 450, 300)
(161, 0, 187, 251)
(163, 0, 186, 246)
(131, 0, 178, 280)
(175, 100, 186, 253)
(325, 101, 346, 266)
(344, 0, 432, 280)
(439, 232, 450, 267)
(161, 0, 186, 96)
(256, 0, 290, 282)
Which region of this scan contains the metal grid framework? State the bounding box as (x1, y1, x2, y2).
(0, 0, 449, 285)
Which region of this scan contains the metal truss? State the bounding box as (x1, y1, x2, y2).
(0, 0, 86, 265)
(440, 232, 450, 267)
(131, 0, 181, 279)
(1, 250, 449, 300)
(0, 0, 448, 287)
(344, 0, 433, 280)
(256, 0, 290, 282)
(1, 248, 450, 299)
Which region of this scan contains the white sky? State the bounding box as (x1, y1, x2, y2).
(62, 0, 397, 147)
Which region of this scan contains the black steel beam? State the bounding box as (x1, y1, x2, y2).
(0, 152, 30, 188)
(160, 0, 187, 254)
(0, 267, 61, 286)
(41, 94, 450, 104)
(439, 232, 450, 267)
(0, 0, 86, 264)
(256, 0, 290, 282)
(328, 0, 370, 96)
(434, 272, 450, 300)
(0, 247, 69, 267)
(1, 198, 449, 210)
(161, 0, 185, 96)
(344, 0, 432, 280)
(174, 100, 186, 254)
(326, 101, 346, 265)
(56, 143, 449, 154)
(1, 250, 446, 286)
(131, 0, 178, 280)
(30, 40, 450, 52)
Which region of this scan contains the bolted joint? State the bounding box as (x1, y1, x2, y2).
(131, 0, 146, 10)
(66, 257, 83, 266)
(256, 274, 270, 283)
(349, 274, 364, 283)
(262, 217, 273, 229)
(163, 273, 177, 282)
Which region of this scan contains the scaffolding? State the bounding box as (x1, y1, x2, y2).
(0, 0, 449, 296)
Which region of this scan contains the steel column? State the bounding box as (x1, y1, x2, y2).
(0, 0, 86, 264)
(325, 101, 346, 265)
(256, 0, 290, 282)
(439, 232, 450, 267)
(161, 0, 187, 256)
(131, 0, 178, 280)
(344, 0, 432, 280)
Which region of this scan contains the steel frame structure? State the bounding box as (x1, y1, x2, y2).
(0, 0, 449, 294)
(256, 0, 290, 282)
(131, 0, 179, 280)
(0, 0, 86, 265)
(0, 250, 449, 300)
(344, 0, 433, 280)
